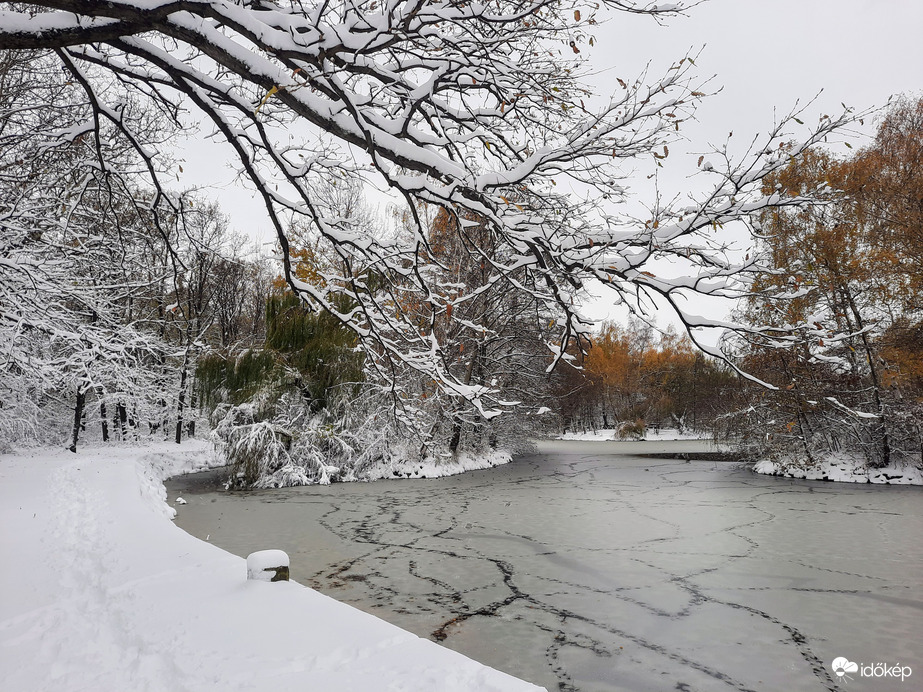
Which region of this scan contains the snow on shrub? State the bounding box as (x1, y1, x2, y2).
(210, 382, 534, 488)
(224, 420, 292, 488)
(617, 419, 646, 440)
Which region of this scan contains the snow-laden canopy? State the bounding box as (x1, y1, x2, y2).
(0, 0, 855, 417)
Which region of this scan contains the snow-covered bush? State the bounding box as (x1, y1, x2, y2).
(223, 420, 292, 488)
(210, 378, 541, 488)
(0, 399, 39, 453)
(211, 389, 363, 487)
(721, 393, 923, 477)
(617, 420, 646, 440)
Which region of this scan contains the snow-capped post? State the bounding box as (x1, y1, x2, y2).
(246, 550, 290, 582)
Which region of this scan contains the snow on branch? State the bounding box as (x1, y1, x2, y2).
(0, 0, 860, 418)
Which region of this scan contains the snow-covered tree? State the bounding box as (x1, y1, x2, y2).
(726, 100, 923, 470)
(0, 1, 858, 426)
(0, 50, 182, 449)
(210, 243, 272, 352)
(413, 205, 558, 451)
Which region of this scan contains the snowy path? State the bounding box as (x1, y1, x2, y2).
(170, 440, 923, 691)
(0, 443, 543, 691)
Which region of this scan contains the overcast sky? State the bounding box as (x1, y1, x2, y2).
(183, 0, 922, 234)
(178, 0, 922, 327)
(594, 0, 921, 158)
(575, 0, 923, 325)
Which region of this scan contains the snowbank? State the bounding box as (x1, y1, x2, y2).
(365, 448, 513, 480)
(557, 427, 708, 442)
(0, 442, 543, 691)
(752, 453, 923, 485)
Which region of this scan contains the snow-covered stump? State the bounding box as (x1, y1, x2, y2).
(246, 550, 290, 582)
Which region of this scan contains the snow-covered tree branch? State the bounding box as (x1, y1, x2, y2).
(0, 0, 857, 420)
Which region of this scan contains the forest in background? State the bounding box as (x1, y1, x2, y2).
(726, 97, 923, 471)
(2, 43, 921, 484)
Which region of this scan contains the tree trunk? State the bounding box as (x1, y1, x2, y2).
(842, 287, 891, 467)
(69, 388, 86, 453)
(117, 402, 128, 439)
(186, 373, 198, 438)
(175, 356, 189, 444)
(449, 345, 481, 454)
(778, 353, 816, 467)
(100, 401, 109, 442)
(448, 422, 462, 454)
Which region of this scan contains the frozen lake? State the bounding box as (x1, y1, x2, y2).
(167, 440, 922, 691)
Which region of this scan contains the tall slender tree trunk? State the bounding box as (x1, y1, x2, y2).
(842, 287, 891, 467)
(187, 374, 197, 438)
(69, 387, 86, 453)
(117, 402, 128, 439)
(778, 353, 816, 466)
(449, 346, 480, 454)
(100, 401, 109, 442)
(175, 354, 189, 444)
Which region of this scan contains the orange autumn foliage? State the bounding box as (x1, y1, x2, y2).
(732, 96, 923, 468)
(575, 321, 734, 431)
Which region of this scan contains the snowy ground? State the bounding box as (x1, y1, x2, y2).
(0, 442, 543, 691)
(557, 427, 709, 442)
(753, 453, 923, 485)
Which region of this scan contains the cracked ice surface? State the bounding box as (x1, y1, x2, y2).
(169, 440, 923, 691)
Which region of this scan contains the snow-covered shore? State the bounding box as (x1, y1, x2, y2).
(752, 453, 923, 485)
(0, 442, 543, 691)
(555, 430, 923, 485)
(366, 447, 514, 480)
(557, 427, 708, 442)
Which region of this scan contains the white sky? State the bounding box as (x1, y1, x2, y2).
(592, 0, 921, 161)
(177, 0, 923, 329)
(575, 0, 923, 329)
